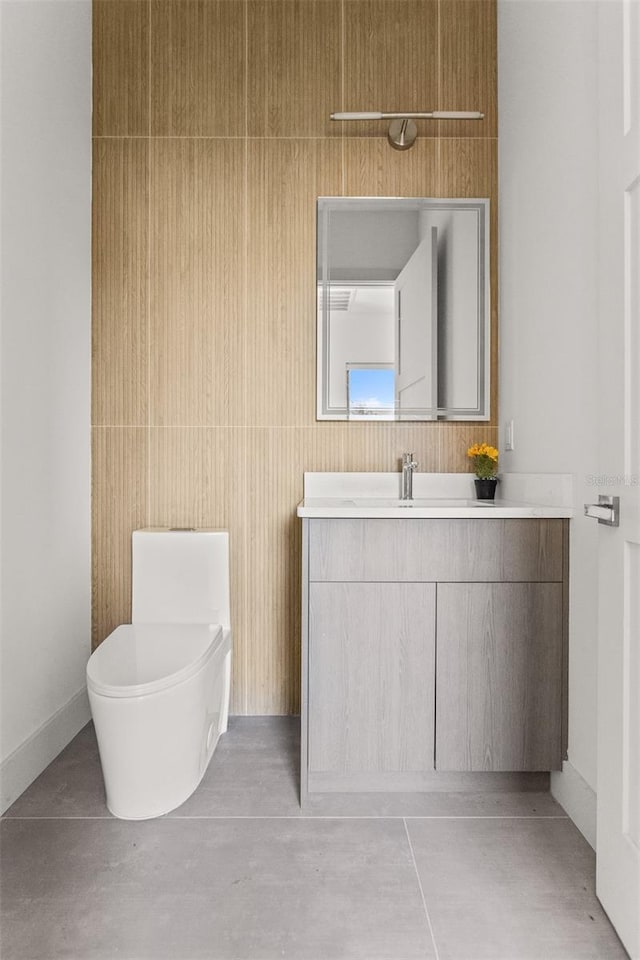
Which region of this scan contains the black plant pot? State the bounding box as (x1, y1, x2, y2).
(474, 477, 498, 500)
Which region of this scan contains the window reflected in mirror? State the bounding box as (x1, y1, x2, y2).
(346, 364, 395, 419)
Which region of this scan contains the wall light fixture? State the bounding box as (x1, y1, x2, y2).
(330, 111, 485, 150)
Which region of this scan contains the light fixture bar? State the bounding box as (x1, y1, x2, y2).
(330, 110, 484, 150)
(331, 111, 484, 121)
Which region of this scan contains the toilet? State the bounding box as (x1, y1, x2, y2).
(86, 528, 232, 820)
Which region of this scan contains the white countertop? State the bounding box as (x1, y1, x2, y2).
(296, 473, 574, 519)
(297, 498, 572, 518)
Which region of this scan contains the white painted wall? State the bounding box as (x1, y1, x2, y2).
(499, 0, 600, 822)
(0, 0, 92, 812)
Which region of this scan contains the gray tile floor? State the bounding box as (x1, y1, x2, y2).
(0, 718, 628, 960)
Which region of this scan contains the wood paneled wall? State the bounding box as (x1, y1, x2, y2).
(92, 0, 498, 715)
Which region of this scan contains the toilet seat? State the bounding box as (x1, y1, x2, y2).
(87, 623, 224, 699)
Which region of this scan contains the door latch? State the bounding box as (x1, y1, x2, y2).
(584, 494, 620, 527)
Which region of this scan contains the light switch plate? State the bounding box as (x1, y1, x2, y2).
(505, 419, 515, 451)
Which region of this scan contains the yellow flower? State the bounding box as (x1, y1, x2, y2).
(467, 442, 499, 461)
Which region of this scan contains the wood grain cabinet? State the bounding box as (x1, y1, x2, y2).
(301, 518, 568, 796)
(308, 582, 436, 789)
(435, 583, 563, 771)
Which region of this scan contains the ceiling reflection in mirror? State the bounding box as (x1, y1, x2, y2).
(316, 198, 490, 421)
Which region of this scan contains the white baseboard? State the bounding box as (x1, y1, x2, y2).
(0, 687, 91, 815)
(551, 760, 597, 850)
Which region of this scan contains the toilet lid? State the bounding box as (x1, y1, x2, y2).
(86, 623, 224, 698)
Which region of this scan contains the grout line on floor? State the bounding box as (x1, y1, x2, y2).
(167, 814, 569, 821)
(0, 813, 570, 823)
(403, 817, 441, 960)
(401, 813, 568, 821)
(1, 813, 571, 822)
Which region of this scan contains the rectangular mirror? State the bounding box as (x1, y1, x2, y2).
(317, 197, 490, 421)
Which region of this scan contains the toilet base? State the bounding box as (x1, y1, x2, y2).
(90, 635, 232, 820)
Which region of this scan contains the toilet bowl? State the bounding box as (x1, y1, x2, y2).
(86, 529, 232, 820)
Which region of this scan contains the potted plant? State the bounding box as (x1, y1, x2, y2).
(467, 442, 499, 500)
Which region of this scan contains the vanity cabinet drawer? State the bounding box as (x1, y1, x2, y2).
(308, 518, 564, 583)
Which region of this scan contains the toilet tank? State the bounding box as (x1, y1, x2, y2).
(132, 529, 230, 629)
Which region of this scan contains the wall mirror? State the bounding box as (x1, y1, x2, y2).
(317, 197, 490, 421)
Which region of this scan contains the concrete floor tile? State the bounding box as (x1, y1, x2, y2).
(4, 723, 108, 818)
(1, 817, 434, 960)
(169, 716, 302, 818)
(406, 818, 628, 960)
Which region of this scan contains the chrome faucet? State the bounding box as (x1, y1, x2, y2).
(401, 453, 419, 500)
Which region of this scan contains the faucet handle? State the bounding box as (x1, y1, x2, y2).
(402, 452, 418, 468)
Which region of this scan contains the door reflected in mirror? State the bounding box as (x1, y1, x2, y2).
(316, 198, 490, 421)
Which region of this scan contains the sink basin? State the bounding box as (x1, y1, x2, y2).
(397, 498, 485, 508)
(341, 498, 486, 508)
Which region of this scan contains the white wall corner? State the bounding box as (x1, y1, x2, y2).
(551, 760, 597, 850)
(0, 0, 92, 810)
(0, 688, 90, 815)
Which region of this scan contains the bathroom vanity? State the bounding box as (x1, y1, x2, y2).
(298, 473, 573, 801)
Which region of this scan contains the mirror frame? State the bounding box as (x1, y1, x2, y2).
(316, 196, 491, 421)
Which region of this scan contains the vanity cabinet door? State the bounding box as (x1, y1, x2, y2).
(308, 582, 436, 786)
(435, 583, 563, 772)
